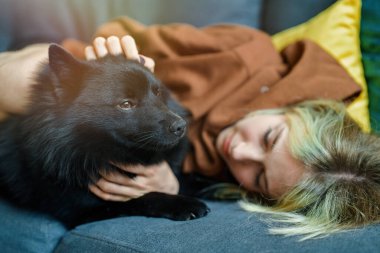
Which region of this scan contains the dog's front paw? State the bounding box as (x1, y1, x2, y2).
(127, 192, 210, 220)
(167, 195, 210, 221)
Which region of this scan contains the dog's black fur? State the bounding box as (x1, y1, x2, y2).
(0, 45, 208, 228)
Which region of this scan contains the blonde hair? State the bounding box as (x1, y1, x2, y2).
(240, 100, 380, 240)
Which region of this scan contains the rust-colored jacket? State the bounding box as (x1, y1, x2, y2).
(63, 17, 361, 180)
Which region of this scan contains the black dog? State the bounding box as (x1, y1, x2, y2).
(0, 45, 209, 228)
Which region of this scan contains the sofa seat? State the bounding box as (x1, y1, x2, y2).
(1, 198, 379, 253)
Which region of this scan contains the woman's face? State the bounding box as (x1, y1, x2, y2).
(216, 113, 305, 198)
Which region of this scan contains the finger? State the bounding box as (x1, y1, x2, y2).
(139, 55, 155, 72)
(89, 184, 132, 202)
(85, 46, 97, 60)
(120, 35, 140, 61)
(95, 178, 145, 198)
(110, 162, 147, 175)
(93, 37, 108, 58)
(106, 36, 123, 55)
(100, 170, 146, 189)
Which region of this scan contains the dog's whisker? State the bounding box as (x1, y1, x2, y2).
(134, 135, 156, 149)
(134, 134, 155, 144)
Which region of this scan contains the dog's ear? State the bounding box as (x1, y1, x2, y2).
(48, 44, 86, 84)
(48, 44, 87, 99)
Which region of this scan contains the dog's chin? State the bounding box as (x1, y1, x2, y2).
(149, 140, 180, 150)
(130, 140, 180, 152)
(117, 133, 182, 151)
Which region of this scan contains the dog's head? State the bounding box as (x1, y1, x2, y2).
(45, 44, 187, 151)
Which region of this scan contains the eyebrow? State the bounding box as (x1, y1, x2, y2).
(263, 126, 285, 195)
(272, 127, 285, 149)
(263, 128, 272, 148)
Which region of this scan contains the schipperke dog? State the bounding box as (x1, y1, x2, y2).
(0, 44, 209, 228)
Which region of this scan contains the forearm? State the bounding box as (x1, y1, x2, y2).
(0, 44, 49, 118)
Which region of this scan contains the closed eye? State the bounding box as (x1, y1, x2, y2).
(255, 169, 263, 190)
(254, 169, 268, 195)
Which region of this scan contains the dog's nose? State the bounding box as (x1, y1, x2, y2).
(169, 119, 187, 137)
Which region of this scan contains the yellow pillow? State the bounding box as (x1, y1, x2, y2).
(272, 0, 369, 132)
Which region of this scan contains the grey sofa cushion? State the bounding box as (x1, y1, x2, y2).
(261, 0, 336, 34)
(54, 200, 380, 253)
(1, 198, 379, 253)
(0, 198, 66, 253)
(0, 0, 262, 51)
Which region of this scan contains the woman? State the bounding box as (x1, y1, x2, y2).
(82, 35, 380, 239)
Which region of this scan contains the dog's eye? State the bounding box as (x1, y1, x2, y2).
(118, 100, 136, 110)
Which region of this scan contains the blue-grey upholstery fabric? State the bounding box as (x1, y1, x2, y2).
(54, 200, 380, 253)
(0, 0, 262, 51)
(261, 0, 337, 34)
(1, 198, 379, 253)
(0, 1, 12, 51)
(0, 198, 66, 253)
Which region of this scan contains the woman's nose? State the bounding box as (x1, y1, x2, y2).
(230, 142, 265, 161)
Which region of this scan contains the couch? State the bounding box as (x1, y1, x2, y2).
(1, 0, 380, 252)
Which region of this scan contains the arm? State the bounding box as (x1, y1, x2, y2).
(0, 43, 49, 119)
(89, 162, 179, 201)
